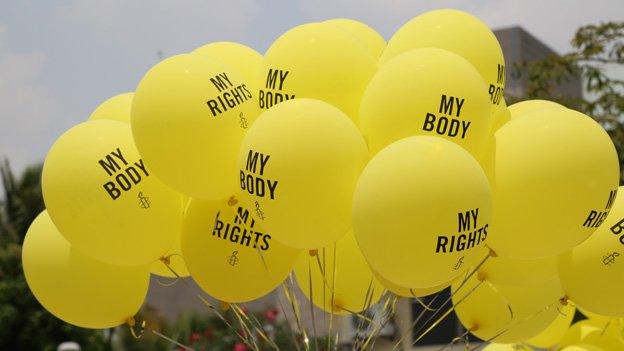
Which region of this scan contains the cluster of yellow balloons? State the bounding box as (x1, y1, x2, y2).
(24, 11, 623, 351)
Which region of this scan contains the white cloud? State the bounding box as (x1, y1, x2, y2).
(0, 25, 61, 172)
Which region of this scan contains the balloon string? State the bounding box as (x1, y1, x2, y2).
(274, 284, 303, 351)
(412, 280, 484, 347)
(307, 259, 320, 351)
(435, 327, 473, 351)
(327, 244, 337, 351)
(159, 256, 257, 350)
(126, 316, 146, 339)
(390, 249, 493, 351)
(150, 329, 195, 351)
(281, 275, 311, 351)
(351, 279, 378, 350)
(360, 293, 398, 350)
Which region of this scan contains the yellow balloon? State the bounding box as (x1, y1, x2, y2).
(42, 120, 182, 265)
(23, 211, 149, 329)
(490, 98, 511, 134)
(88, 92, 133, 123)
(381, 9, 506, 108)
(376, 273, 450, 298)
(578, 307, 613, 324)
(561, 345, 605, 351)
(237, 99, 368, 249)
(259, 22, 377, 120)
(192, 41, 263, 90)
(559, 186, 624, 316)
(560, 320, 624, 350)
(181, 197, 300, 302)
(477, 255, 558, 286)
(490, 109, 619, 259)
(359, 48, 492, 158)
(353, 136, 491, 288)
(324, 18, 386, 57)
(453, 272, 564, 343)
(508, 99, 564, 119)
(132, 53, 256, 199)
(150, 235, 189, 278)
(294, 232, 384, 315)
(482, 344, 533, 351)
(527, 302, 576, 348)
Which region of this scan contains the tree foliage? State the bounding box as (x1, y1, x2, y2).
(0, 160, 107, 351)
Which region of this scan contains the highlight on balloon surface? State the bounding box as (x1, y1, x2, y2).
(181, 197, 300, 302)
(324, 18, 386, 57)
(132, 53, 257, 200)
(489, 108, 619, 259)
(293, 231, 384, 315)
(42, 120, 183, 266)
(237, 98, 368, 249)
(353, 136, 492, 289)
(88, 92, 133, 123)
(558, 185, 624, 316)
(381, 9, 506, 108)
(259, 22, 377, 120)
(22, 211, 150, 329)
(359, 47, 492, 158)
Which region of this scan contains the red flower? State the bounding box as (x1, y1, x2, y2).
(233, 342, 248, 351)
(264, 308, 279, 323)
(189, 332, 201, 343)
(204, 327, 213, 339)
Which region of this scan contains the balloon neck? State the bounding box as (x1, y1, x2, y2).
(308, 249, 318, 257)
(228, 196, 238, 206)
(559, 296, 569, 305)
(160, 255, 171, 265)
(476, 271, 487, 282)
(127, 316, 146, 339)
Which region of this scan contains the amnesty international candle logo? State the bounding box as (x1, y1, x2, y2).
(436, 208, 488, 253)
(205, 72, 253, 118)
(211, 206, 271, 252)
(258, 68, 295, 110)
(240, 149, 279, 201)
(98, 147, 150, 202)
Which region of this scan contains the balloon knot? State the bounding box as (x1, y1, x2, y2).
(308, 249, 318, 256)
(477, 271, 487, 282)
(160, 255, 171, 265)
(469, 324, 479, 332)
(228, 196, 238, 206)
(560, 296, 569, 305)
(220, 301, 231, 311)
(488, 247, 498, 257)
(127, 316, 136, 327)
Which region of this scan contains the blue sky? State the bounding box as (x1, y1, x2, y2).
(1, 0, 623, 172)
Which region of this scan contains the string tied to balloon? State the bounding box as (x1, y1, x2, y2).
(126, 316, 146, 339)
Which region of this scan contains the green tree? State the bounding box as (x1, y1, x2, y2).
(513, 22, 624, 181)
(0, 160, 107, 351)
